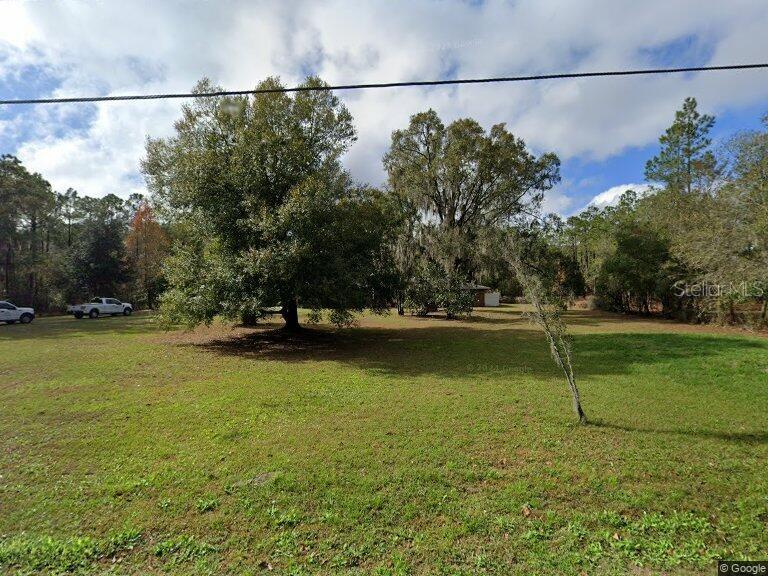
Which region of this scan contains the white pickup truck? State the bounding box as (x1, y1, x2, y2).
(69, 297, 133, 319)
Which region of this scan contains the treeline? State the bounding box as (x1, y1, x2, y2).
(3, 80, 765, 329)
(554, 99, 767, 327)
(142, 77, 568, 329)
(0, 156, 168, 312)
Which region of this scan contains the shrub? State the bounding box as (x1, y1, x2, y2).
(404, 263, 473, 319)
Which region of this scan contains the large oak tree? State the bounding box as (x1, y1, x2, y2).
(385, 110, 560, 234)
(383, 109, 560, 312)
(143, 77, 398, 330)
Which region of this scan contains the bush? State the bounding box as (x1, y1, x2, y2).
(403, 269, 438, 316)
(437, 276, 474, 319)
(404, 264, 473, 319)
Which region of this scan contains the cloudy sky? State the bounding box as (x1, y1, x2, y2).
(1, 0, 767, 215)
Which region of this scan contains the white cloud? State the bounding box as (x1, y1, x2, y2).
(541, 188, 575, 215)
(15, 97, 178, 197)
(585, 183, 653, 210)
(1, 0, 767, 198)
(539, 179, 578, 216)
(0, 2, 39, 51)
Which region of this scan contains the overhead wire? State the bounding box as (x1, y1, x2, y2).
(1, 63, 767, 106)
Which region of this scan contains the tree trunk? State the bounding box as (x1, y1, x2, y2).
(281, 297, 300, 331)
(3, 243, 11, 297)
(30, 213, 37, 307)
(568, 376, 588, 425)
(241, 311, 260, 326)
(553, 341, 588, 425)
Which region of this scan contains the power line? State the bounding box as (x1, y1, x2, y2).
(1, 63, 767, 106)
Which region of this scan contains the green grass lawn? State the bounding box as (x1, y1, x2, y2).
(1, 306, 767, 575)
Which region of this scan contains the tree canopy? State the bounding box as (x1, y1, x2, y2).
(559, 100, 768, 325)
(384, 110, 560, 233)
(3, 90, 765, 330)
(383, 109, 561, 315)
(644, 96, 718, 194)
(143, 77, 398, 329)
(1, 155, 163, 310)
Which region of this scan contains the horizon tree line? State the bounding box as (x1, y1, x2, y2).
(0, 158, 167, 311)
(2, 81, 765, 329)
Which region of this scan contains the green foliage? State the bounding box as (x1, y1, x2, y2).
(145, 77, 398, 329)
(517, 216, 586, 302)
(153, 535, 216, 565)
(670, 116, 768, 324)
(645, 96, 719, 194)
(437, 276, 475, 320)
(158, 233, 245, 328)
(402, 264, 436, 316)
(564, 205, 614, 294)
(385, 109, 560, 316)
(66, 195, 132, 298)
(0, 529, 141, 573)
(384, 109, 559, 234)
(403, 262, 473, 318)
(249, 175, 400, 323)
(1, 155, 167, 311)
(559, 101, 767, 326)
(595, 224, 674, 314)
(0, 154, 56, 309)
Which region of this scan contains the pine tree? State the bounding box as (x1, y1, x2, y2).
(645, 97, 717, 194)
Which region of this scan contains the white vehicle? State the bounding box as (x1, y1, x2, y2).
(0, 300, 35, 324)
(70, 297, 133, 319)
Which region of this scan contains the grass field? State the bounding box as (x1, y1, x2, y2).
(1, 305, 767, 575)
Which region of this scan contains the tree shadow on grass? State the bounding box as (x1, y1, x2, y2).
(463, 305, 661, 327)
(561, 309, 656, 326)
(187, 321, 765, 382)
(461, 314, 523, 325)
(589, 420, 768, 444)
(186, 322, 768, 443)
(404, 313, 516, 325)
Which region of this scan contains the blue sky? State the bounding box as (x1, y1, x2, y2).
(559, 100, 768, 212)
(1, 0, 767, 216)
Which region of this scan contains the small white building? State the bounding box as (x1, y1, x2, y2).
(468, 285, 501, 307)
